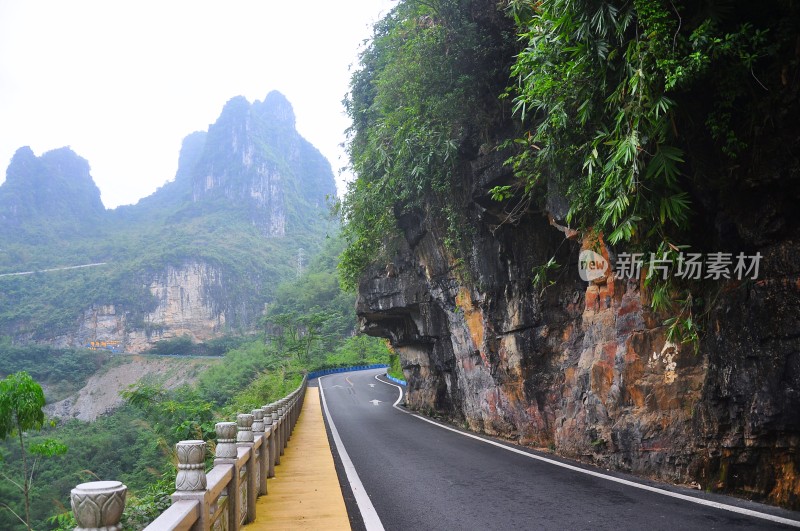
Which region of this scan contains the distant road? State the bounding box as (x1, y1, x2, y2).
(0, 262, 108, 278)
(319, 368, 800, 531)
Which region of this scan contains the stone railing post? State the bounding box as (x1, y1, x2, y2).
(262, 404, 276, 477)
(270, 402, 282, 465)
(292, 389, 302, 431)
(287, 394, 296, 442)
(214, 421, 240, 531)
(69, 380, 311, 531)
(278, 399, 287, 455)
(287, 396, 294, 440)
(175, 440, 207, 491)
(237, 413, 257, 525)
(251, 409, 268, 496)
(170, 440, 209, 530)
(286, 397, 294, 443)
(71, 480, 127, 531)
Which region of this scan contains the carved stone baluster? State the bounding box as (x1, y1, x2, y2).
(213, 421, 239, 531)
(170, 440, 210, 530)
(251, 409, 267, 496)
(270, 403, 282, 465)
(286, 396, 293, 442)
(277, 399, 287, 455)
(71, 480, 127, 531)
(292, 389, 299, 431)
(262, 404, 276, 477)
(286, 395, 295, 440)
(269, 402, 279, 429)
(175, 440, 207, 491)
(214, 422, 238, 460)
(237, 413, 256, 525)
(251, 409, 264, 434)
(237, 413, 254, 443)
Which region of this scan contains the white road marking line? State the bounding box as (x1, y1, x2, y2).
(374, 373, 800, 528)
(369, 399, 382, 406)
(319, 376, 385, 531)
(375, 374, 404, 407)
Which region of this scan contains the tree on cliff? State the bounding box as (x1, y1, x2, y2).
(0, 371, 67, 530)
(338, 0, 516, 290)
(340, 0, 799, 346)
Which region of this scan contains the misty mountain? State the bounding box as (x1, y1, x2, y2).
(0, 91, 337, 349)
(0, 146, 105, 242)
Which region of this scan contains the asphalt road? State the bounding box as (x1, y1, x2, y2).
(317, 368, 800, 531)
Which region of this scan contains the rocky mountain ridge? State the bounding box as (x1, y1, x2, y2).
(0, 91, 336, 352)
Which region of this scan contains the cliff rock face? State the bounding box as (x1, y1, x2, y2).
(357, 150, 800, 507)
(54, 261, 226, 353)
(191, 91, 335, 237)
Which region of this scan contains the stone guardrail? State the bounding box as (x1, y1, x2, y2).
(69, 375, 308, 531)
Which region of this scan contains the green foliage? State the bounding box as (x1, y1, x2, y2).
(504, 0, 799, 345)
(339, 0, 515, 289)
(28, 439, 68, 459)
(119, 471, 174, 530)
(145, 335, 196, 357)
(0, 372, 66, 530)
(506, 0, 799, 238)
(0, 341, 110, 400)
(197, 341, 282, 406)
(48, 509, 77, 531)
(268, 236, 357, 340)
(122, 384, 216, 443)
(506, 0, 690, 243)
(532, 256, 561, 296)
(227, 370, 303, 415)
(0, 372, 46, 439)
(324, 336, 392, 371)
(387, 351, 404, 381)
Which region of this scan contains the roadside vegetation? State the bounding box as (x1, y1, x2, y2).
(0, 235, 392, 530)
(339, 0, 799, 346)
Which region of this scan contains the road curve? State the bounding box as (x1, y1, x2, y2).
(318, 368, 800, 531)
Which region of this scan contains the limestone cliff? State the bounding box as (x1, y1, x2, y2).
(357, 147, 800, 507)
(53, 261, 227, 353)
(191, 91, 335, 237)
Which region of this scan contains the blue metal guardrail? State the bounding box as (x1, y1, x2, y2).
(307, 364, 388, 380)
(386, 374, 407, 386)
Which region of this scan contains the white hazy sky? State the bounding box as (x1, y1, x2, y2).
(0, 0, 395, 208)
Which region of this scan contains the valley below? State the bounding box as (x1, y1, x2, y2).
(44, 355, 219, 421)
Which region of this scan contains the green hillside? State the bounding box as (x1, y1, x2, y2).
(0, 91, 337, 344)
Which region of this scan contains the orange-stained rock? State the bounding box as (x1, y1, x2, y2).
(355, 156, 800, 509)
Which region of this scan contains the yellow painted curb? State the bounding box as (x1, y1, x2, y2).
(244, 386, 350, 530)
